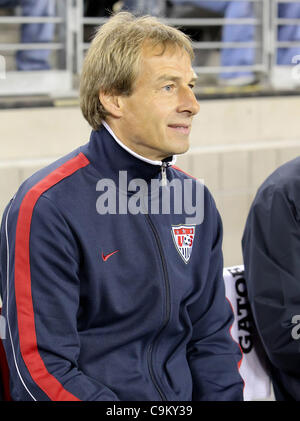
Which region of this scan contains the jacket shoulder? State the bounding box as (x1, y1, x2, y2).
(18, 148, 88, 197)
(254, 157, 300, 206)
(6, 148, 90, 226)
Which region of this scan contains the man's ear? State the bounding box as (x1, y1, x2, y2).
(99, 91, 123, 118)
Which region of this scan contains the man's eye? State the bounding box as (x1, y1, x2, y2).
(189, 84, 195, 89)
(163, 85, 174, 92)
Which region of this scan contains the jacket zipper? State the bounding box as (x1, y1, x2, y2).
(145, 213, 171, 401)
(160, 162, 168, 186)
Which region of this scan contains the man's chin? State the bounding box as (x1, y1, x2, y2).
(172, 140, 190, 156)
(158, 137, 190, 160)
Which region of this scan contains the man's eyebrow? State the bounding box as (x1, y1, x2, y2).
(156, 74, 198, 84)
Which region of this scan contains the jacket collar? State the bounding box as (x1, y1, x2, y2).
(102, 121, 177, 168)
(84, 123, 176, 185)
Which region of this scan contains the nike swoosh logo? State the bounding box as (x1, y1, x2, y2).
(102, 250, 119, 262)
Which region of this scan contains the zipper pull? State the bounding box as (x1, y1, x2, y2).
(161, 163, 168, 187)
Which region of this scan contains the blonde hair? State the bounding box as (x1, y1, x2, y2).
(79, 12, 194, 130)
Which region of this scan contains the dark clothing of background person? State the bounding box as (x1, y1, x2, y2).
(242, 156, 300, 400)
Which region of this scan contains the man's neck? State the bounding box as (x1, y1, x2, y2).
(101, 121, 176, 167)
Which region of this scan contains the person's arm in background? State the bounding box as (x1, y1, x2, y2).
(242, 181, 300, 400)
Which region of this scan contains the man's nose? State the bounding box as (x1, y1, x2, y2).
(177, 87, 200, 116)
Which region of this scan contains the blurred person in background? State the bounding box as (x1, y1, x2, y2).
(124, 0, 300, 87)
(0, 0, 55, 70)
(171, 0, 257, 86)
(277, 1, 300, 65)
(122, 0, 168, 16)
(242, 157, 300, 400)
(173, 0, 300, 86)
(122, 0, 256, 85)
(274, 1, 300, 88)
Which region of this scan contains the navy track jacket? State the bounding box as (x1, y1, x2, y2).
(0, 125, 243, 401)
(242, 157, 300, 401)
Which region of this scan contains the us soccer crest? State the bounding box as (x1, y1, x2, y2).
(171, 225, 196, 264)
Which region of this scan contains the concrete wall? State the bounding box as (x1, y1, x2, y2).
(1, 95, 300, 267)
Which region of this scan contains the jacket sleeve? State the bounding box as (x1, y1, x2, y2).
(242, 184, 300, 399)
(187, 195, 244, 401)
(3, 194, 119, 401)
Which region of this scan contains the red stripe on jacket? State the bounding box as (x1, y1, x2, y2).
(14, 153, 89, 401)
(172, 165, 198, 180)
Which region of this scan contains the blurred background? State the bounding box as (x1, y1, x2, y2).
(0, 0, 300, 268)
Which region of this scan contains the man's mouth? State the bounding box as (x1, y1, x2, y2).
(167, 124, 190, 134)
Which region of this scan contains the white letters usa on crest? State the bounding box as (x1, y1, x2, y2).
(171, 225, 195, 264)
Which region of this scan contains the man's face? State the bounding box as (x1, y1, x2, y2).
(107, 43, 200, 161)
